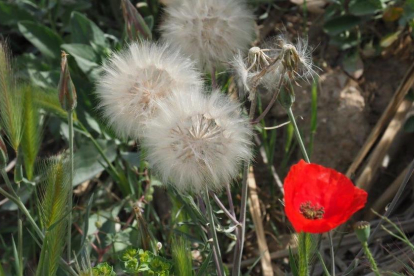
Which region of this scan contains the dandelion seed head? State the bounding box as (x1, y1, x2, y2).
(160, 0, 256, 70)
(143, 89, 252, 194)
(261, 35, 318, 91)
(96, 42, 203, 140)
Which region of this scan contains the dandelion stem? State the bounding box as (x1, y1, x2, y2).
(286, 107, 310, 163)
(225, 183, 236, 223)
(204, 187, 225, 276)
(252, 71, 285, 124)
(233, 89, 258, 276)
(328, 231, 335, 276)
(67, 110, 74, 262)
(209, 191, 240, 226)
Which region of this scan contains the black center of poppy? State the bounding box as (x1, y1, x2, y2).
(299, 201, 325, 220)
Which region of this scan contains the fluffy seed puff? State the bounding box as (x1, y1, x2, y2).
(232, 35, 318, 99)
(96, 42, 203, 140)
(142, 89, 253, 194)
(160, 0, 256, 70)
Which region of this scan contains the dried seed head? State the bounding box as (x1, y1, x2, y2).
(96, 42, 203, 140)
(58, 51, 77, 111)
(160, 0, 256, 70)
(0, 136, 8, 169)
(142, 89, 252, 194)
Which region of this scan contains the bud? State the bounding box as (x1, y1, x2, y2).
(95, 220, 103, 229)
(354, 221, 371, 243)
(281, 44, 301, 81)
(58, 51, 77, 111)
(144, 194, 153, 202)
(121, 0, 152, 41)
(156, 242, 162, 251)
(278, 80, 295, 110)
(0, 136, 8, 169)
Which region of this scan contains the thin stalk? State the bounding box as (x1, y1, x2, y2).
(328, 232, 335, 276)
(298, 232, 309, 276)
(67, 110, 74, 261)
(362, 242, 380, 276)
(252, 71, 285, 124)
(286, 108, 313, 276)
(18, 218, 23, 276)
(211, 66, 217, 89)
(210, 192, 240, 226)
(232, 89, 258, 276)
(204, 188, 224, 276)
(1, 169, 43, 239)
(286, 107, 310, 163)
(225, 183, 236, 220)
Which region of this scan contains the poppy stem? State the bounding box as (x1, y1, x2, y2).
(298, 232, 310, 276)
(362, 242, 380, 276)
(286, 107, 310, 163)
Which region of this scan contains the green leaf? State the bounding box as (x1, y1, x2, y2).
(0, 2, 35, 26)
(70, 11, 106, 46)
(403, 116, 414, 133)
(324, 15, 361, 36)
(349, 0, 383, 16)
(73, 139, 117, 186)
(61, 43, 101, 80)
(17, 21, 63, 60)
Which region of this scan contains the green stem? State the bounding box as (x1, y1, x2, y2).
(287, 107, 310, 163)
(204, 187, 224, 276)
(287, 108, 313, 276)
(328, 231, 335, 276)
(18, 218, 23, 276)
(67, 110, 74, 261)
(362, 242, 380, 276)
(298, 232, 309, 276)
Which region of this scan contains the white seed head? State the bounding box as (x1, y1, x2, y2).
(96, 42, 203, 140)
(262, 35, 318, 91)
(278, 35, 318, 81)
(142, 89, 252, 194)
(160, 0, 256, 70)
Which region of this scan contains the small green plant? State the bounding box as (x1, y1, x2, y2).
(92, 262, 116, 276)
(121, 248, 173, 276)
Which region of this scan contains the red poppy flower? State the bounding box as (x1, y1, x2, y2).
(284, 160, 368, 234)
